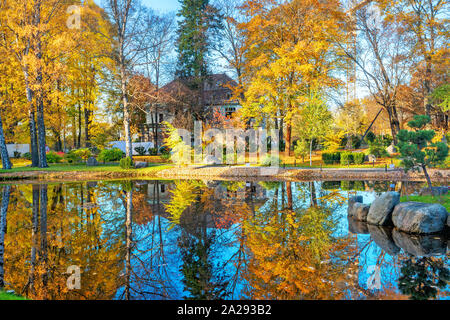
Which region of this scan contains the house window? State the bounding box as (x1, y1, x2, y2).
(161, 184, 165, 193)
(159, 114, 164, 123)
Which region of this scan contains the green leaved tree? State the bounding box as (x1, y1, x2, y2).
(163, 121, 192, 166)
(397, 115, 449, 190)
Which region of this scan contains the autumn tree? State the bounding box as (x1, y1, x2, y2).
(238, 0, 346, 155)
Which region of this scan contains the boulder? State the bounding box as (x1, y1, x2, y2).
(348, 216, 369, 234)
(134, 161, 149, 169)
(86, 157, 98, 166)
(392, 202, 448, 234)
(418, 186, 448, 196)
(367, 192, 400, 226)
(348, 202, 370, 221)
(392, 229, 447, 257)
(368, 225, 400, 256)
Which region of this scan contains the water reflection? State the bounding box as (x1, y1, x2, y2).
(0, 180, 447, 300)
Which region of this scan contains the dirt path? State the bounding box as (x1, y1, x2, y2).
(0, 166, 448, 184)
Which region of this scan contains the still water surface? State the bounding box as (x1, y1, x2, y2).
(0, 179, 448, 300)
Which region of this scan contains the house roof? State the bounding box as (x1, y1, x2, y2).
(161, 73, 239, 106)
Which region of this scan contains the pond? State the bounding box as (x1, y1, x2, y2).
(0, 179, 448, 300)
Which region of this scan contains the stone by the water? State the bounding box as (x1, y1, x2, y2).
(348, 202, 370, 221)
(348, 216, 369, 234)
(392, 202, 448, 234)
(367, 191, 400, 226)
(134, 161, 148, 169)
(86, 157, 98, 166)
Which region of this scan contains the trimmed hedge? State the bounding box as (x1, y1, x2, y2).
(340, 152, 354, 165)
(353, 152, 365, 165)
(322, 152, 341, 164)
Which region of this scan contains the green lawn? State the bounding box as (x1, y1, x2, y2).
(0, 163, 173, 174)
(400, 194, 450, 211)
(0, 290, 28, 300)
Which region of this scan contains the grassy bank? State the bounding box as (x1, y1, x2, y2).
(401, 194, 450, 211)
(0, 290, 28, 300)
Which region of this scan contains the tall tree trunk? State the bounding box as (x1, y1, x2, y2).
(285, 123, 292, 157)
(309, 139, 313, 167)
(0, 185, 11, 289)
(84, 105, 91, 148)
(286, 182, 293, 210)
(24, 70, 39, 167)
(421, 164, 433, 192)
(34, 2, 47, 169)
(121, 67, 133, 160)
(0, 115, 12, 170)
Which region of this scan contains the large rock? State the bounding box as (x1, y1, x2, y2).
(392, 229, 447, 257)
(392, 202, 448, 234)
(348, 202, 370, 221)
(86, 157, 98, 166)
(348, 216, 369, 234)
(134, 161, 149, 169)
(368, 225, 400, 256)
(367, 192, 400, 226)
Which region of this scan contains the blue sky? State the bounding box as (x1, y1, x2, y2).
(142, 0, 180, 13)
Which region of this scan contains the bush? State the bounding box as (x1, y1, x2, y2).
(64, 151, 82, 164)
(340, 152, 354, 165)
(369, 138, 388, 158)
(261, 155, 281, 166)
(23, 152, 32, 160)
(135, 146, 147, 156)
(353, 152, 365, 165)
(97, 148, 124, 162)
(322, 152, 341, 164)
(119, 157, 134, 169)
(46, 151, 63, 164)
(294, 140, 309, 162)
(13, 151, 21, 158)
(72, 148, 92, 160)
(148, 147, 158, 156)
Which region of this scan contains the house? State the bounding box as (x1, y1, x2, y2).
(138, 73, 241, 146)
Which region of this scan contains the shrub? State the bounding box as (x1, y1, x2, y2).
(72, 148, 92, 160)
(353, 152, 365, 165)
(64, 151, 82, 164)
(13, 151, 21, 158)
(23, 152, 32, 160)
(294, 140, 309, 162)
(135, 146, 147, 156)
(148, 147, 158, 156)
(97, 148, 124, 162)
(322, 152, 341, 164)
(119, 157, 134, 169)
(261, 155, 281, 166)
(369, 138, 388, 158)
(46, 151, 63, 164)
(340, 152, 354, 165)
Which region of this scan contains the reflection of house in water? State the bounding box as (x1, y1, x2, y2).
(142, 181, 269, 232)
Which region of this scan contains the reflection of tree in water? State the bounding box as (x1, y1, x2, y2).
(242, 182, 357, 299)
(167, 181, 230, 300)
(398, 256, 449, 300)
